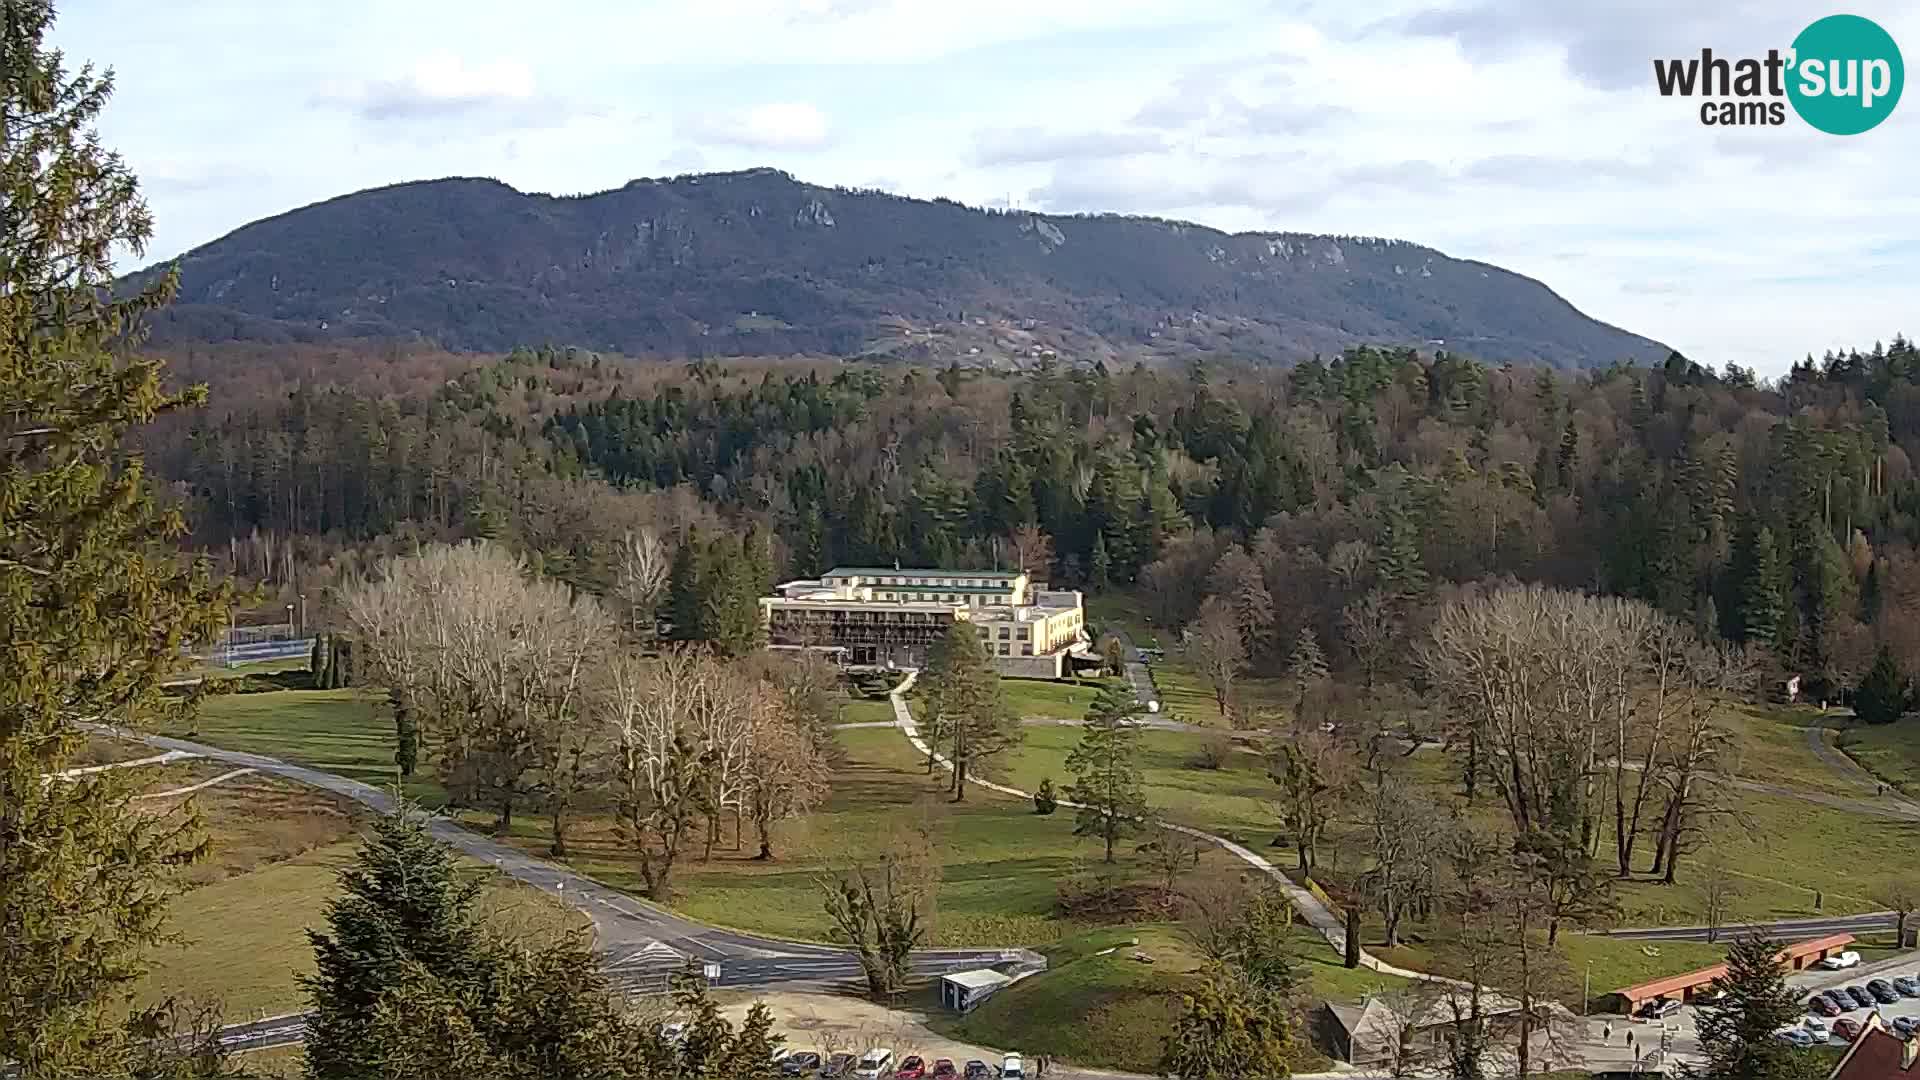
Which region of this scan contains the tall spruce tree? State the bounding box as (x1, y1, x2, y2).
(1, 3, 234, 1073)
(1687, 932, 1826, 1080)
(920, 623, 1019, 800)
(1064, 682, 1150, 862)
(665, 526, 704, 641)
(1855, 645, 1909, 725)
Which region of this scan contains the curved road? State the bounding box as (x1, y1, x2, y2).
(95, 722, 1039, 1051)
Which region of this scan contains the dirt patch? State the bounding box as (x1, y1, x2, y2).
(135, 774, 364, 888)
(711, 990, 1010, 1067)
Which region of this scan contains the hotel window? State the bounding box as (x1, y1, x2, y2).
(1020, 644, 1032, 656)
(998, 643, 1009, 656)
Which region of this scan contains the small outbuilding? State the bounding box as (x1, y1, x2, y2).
(939, 969, 1013, 1013)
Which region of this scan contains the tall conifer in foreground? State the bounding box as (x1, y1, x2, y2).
(0, 1, 233, 1073)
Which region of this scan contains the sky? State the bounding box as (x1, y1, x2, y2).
(54, 0, 1920, 375)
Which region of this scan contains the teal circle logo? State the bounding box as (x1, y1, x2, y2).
(1787, 14, 1904, 134)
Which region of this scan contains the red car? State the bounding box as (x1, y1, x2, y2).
(1809, 996, 1842, 1018)
(931, 1061, 957, 1079)
(1836, 1018, 1864, 1041)
(894, 1057, 927, 1080)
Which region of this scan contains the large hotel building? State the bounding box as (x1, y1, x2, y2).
(760, 566, 1088, 678)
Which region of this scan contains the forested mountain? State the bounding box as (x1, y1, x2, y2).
(132, 168, 1666, 370)
(150, 338, 1920, 702)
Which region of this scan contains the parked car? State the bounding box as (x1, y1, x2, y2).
(1836, 1018, 1864, 1041)
(1000, 1055, 1025, 1080)
(772, 1049, 792, 1066)
(1847, 986, 1877, 1009)
(1896, 976, 1920, 997)
(823, 1054, 857, 1078)
(895, 1056, 927, 1080)
(963, 1062, 991, 1080)
(659, 1022, 687, 1045)
(783, 1053, 823, 1076)
(853, 1049, 893, 1080)
(1637, 998, 1683, 1019)
(931, 1060, 957, 1079)
(1870, 980, 1900, 1005)
(1804, 1016, 1831, 1040)
(1895, 1017, 1920, 1039)
(1821, 988, 1853, 1007)
(1821, 950, 1864, 970)
(1809, 995, 1842, 1017)
(1776, 1027, 1816, 1048)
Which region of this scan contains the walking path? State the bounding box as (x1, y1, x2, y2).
(884, 675, 1448, 986)
(50, 749, 199, 779)
(133, 767, 259, 800)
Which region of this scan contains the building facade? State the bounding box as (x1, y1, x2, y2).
(762, 567, 1087, 678)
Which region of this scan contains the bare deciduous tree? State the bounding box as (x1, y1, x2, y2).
(1183, 597, 1245, 722)
(1341, 589, 1401, 690)
(1701, 859, 1739, 944)
(612, 526, 671, 640)
(817, 817, 941, 1000)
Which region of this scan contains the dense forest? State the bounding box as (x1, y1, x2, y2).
(144, 337, 1920, 698)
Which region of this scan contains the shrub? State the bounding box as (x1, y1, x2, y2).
(1034, 777, 1059, 815)
(1190, 733, 1231, 770)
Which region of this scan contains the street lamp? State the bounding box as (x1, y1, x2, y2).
(286, 603, 295, 638)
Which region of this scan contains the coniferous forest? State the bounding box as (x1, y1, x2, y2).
(144, 337, 1920, 700)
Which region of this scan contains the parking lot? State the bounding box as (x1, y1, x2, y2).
(1789, 952, 1920, 1044)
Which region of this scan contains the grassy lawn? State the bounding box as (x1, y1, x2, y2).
(468, 726, 1235, 947)
(1836, 716, 1920, 795)
(997, 677, 1120, 721)
(837, 697, 897, 725)
(994, 724, 1275, 837)
(171, 689, 445, 805)
(139, 771, 363, 889)
(932, 924, 1369, 1073)
(135, 839, 588, 1019)
(1729, 704, 1866, 797)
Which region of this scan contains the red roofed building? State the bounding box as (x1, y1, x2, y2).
(1830, 1013, 1920, 1079)
(1609, 933, 1857, 1013)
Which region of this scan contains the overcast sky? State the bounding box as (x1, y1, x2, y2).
(55, 0, 1918, 375)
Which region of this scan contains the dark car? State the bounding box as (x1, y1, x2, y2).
(1870, 980, 1900, 1005)
(783, 1054, 823, 1077)
(931, 1061, 957, 1080)
(1847, 986, 1877, 1009)
(895, 1056, 927, 1080)
(1837, 1018, 1865, 1041)
(1895, 1017, 1920, 1039)
(1897, 976, 1920, 997)
(1809, 995, 1842, 1017)
(823, 1054, 857, 1078)
(1637, 998, 1683, 1019)
(963, 1062, 991, 1080)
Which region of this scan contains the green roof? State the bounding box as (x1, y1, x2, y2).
(824, 567, 1023, 579)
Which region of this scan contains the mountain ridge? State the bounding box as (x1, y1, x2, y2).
(133, 167, 1669, 369)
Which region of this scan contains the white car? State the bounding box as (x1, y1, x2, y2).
(853, 1048, 893, 1080)
(1820, 951, 1863, 971)
(1804, 1017, 1831, 1040)
(659, 1022, 687, 1045)
(1000, 1055, 1024, 1080)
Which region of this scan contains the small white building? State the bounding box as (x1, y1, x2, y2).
(940, 969, 1013, 1013)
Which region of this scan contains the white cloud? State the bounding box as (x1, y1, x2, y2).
(681, 103, 833, 151)
(321, 51, 543, 122)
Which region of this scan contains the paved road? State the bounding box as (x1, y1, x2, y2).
(1606, 911, 1902, 942)
(97, 723, 1038, 1052)
(1109, 630, 1160, 713)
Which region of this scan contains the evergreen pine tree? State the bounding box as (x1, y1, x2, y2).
(1286, 626, 1329, 721)
(390, 690, 419, 777)
(1855, 646, 1909, 726)
(921, 623, 1019, 801)
(1741, 527, 1790, 650)
(1376, 506, 1428, 601)
(0, 5, 234, 1068)
(1688, 932, 1826, 1080)
(1557, 417, 1580, 485)
(303, 807, 492, 1078)
(1063, 682, 1149, 862)
(1091, 531, 1112, 590)
(665, 527, 704, 641)
(310, 634, 325, 677)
